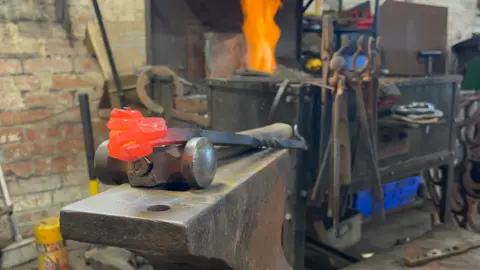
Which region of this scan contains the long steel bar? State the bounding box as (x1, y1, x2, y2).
(151, 128, 307, 150)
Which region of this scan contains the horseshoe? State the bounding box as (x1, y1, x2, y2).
(466, 197, 480, 232)
(461, 162, 480, 199)
(451, 181, 467, 214)
(135, 65, 184, 115)
(454, 139, 469, 168)
(459, 99, 480, 147)
(423, 168, 444, 185)
(465, 123, 480, 147)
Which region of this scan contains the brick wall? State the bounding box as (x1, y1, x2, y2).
(0, 0, 144, 238)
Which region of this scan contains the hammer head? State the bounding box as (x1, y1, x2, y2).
(94, 140, 129, 186)
(94, 138, 217, 189)
(182, 137, 217, 189)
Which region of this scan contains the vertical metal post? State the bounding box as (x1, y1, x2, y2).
(440, 82, 461, 223)
(91, 0, 125, 107)
(0, 165, 22, 241)
(292, 85, 313, 270)
(334, 0, 343, 51)
(373, 0, 380, 37)
(296, 0, 304, 61)
(79, 93, 99, 196)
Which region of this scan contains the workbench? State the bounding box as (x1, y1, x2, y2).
(343, 225, 480, 270)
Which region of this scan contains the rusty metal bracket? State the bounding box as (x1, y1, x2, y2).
(404, 240, 480, 267)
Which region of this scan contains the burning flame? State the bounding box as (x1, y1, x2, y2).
(241, 0, 282, 73)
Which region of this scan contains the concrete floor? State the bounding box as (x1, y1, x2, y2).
(8, 241, 92, 270)
(7, 242, 153, 270)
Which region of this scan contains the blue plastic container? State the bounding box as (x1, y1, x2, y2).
(354, 176, 422, 217)
(344, 55, 367, 71)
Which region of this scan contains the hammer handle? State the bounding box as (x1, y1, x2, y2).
(216, 123, 294, 159)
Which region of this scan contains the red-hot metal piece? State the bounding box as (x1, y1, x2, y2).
(107, 108, 168, 162)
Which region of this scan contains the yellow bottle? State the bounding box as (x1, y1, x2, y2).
(35, 217, 69, 270)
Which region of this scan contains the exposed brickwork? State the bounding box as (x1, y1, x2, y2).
(0, 128, 24, 144)
(52, 74, 97, 89)
(1, 109, 53, 126)
(0, 0, 144, 238)
(0, 59, 22, 75)
(34, 155, 80, 175)
(24, 58, 73, 73)
(24, 92, 73, 107)
(3, 161, 34, 178)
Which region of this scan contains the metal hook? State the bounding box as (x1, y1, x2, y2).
(294, 125, 308, 150)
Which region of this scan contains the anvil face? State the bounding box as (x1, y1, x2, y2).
(60, 149, 293, 270)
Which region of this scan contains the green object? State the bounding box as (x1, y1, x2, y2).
(462, 58, 480, 90)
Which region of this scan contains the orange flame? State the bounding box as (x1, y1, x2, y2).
(241, 0, 282, 73)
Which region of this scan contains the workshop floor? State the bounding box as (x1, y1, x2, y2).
(8, 242, 153, 270)
(9, 241, 92, 270)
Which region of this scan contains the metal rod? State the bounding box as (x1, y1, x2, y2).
(305, 237, 360, 263)
(79, 93, 99, 195)
(292, 85, 311, 270)
(440, 82, 461, 223)
(91, 0, 125, 107)
(303, 0, 315, 13)
(55, 0, 66, 22)
(0, 165, 22, 241)
(373, 0, 380, 37)
(296, 0, 304, 61)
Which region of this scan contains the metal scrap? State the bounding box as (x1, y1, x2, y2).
(135, 65, 184, 114)
(404, 240, 480, 267)
(430, 93, 480, 230)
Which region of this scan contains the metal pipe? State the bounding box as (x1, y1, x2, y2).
(373, 0, 380, 37)
(79, 93, 99, 195)
(303, 0, 315, 13)
(0, 165, 22, 241)
(296, 0, 304, 61)
(91, 0, 125, 107)
(292, 86, 311, 270)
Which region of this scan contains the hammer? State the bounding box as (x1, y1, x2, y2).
(94, 123, 295, 189)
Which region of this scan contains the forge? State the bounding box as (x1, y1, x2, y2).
(145, 0, 300, 79)
(139, 0, 309, 133)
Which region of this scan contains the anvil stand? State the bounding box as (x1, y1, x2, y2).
(284, 84, 322, 270)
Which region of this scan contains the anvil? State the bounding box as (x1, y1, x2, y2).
(60, 124, 295, 270)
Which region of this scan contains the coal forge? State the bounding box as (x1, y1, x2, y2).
(139, 0, 312, 132)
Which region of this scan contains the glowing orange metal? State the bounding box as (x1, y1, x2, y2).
(107, 108, 168, 162)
